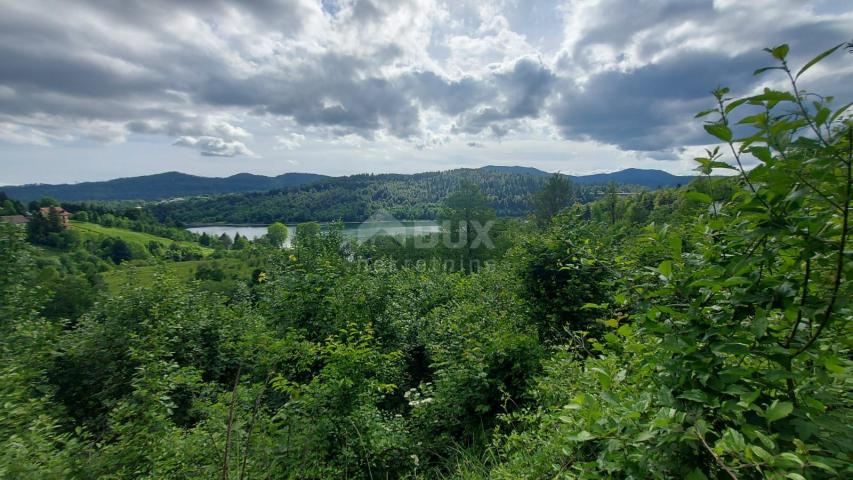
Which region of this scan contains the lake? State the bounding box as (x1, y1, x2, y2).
(188, 220, 440, 247)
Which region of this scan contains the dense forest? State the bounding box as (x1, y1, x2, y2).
(147, 169, 653, 224)
(1, 44, 851, 480)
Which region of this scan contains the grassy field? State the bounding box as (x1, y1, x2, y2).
(101, 258, 253, 294)
(71, 221, 212, 254)
(65, 222, 255, 294)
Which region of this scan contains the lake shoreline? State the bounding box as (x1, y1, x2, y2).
(187, 221, 442, 245)
(184, 220, 440, 228)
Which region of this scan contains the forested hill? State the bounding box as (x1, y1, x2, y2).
(568, 167, 692, 187)
(4, 167, 692, 203)
(2, 171, 329, 202)
(148, 168, 674, 224)
(482, 166, 694, 188)
(149, 169, 536, 223)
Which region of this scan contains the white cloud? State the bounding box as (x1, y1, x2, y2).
(275, 133, 306, 150)
(173, 136, 255, 157)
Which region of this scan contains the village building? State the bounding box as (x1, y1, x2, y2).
(39, 207, 71, 229)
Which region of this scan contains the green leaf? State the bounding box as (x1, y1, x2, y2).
(748, 90, 797, 105)
(830, 102, 852, 124)
(669, 235, 682, 260)
(704, 123, 732, 142)
(680, 390, 710, 404)
(567, 430, 596, 442)
(751, 445, 774, 463)
(737, 113, 766, 125)
(750, 146, 772, 163)
(709, 161, 735, 170)
(686, 191, 712, 204)
(814, 107, 830, 126)
(821, 356, 844, 374)
(694, 108, 716, 118)
(765, 400, 794, 423)
(754, 66, 783, 76)
(722, 276, 750, 287)
(779, 452, 804, 466)
(808, 460, 837, 473)
(685, 469, 709, 480)
(752, 315, 768, 338)
(657, 260, 673, 277)
(592, 367, 611, 389)
(724, 98, 748, 113)
(768, 44, 789, 60)
(796, 43, 845, 79)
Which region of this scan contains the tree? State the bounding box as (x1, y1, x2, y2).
(71, 211, 90, 222)
(232, 232, 249, 250)
(441, 182, 495, 273)
(533, 173, 574, 226)
(294, 221, 320, 251)
(267, 222, 288, 248)
(100, 238, 133, 264)
(218, 233, 233, 250)
(26, 209, 65, 246)
(604, 181, 618, 224)
(0, 192, 26, 216)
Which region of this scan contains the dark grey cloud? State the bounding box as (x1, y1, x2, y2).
(199, 51, 420, 139)
(0, 45, 167, 98)
(403, 71, 493, 116)
(569, 0, 712, 63)
(498, 57, 556, 118)
(551, 50, 764, 150)
(451, 57, 556, 137)
(87, 0, 314, 37)
(551, 34, 853, 152)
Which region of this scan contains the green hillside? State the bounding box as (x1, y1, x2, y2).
(101, 258, 251, 294)
(71, 221, 212, 255)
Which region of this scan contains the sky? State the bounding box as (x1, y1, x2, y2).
(0, 0, 851, 185)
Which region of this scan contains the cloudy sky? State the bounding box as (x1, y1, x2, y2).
(1, 0, 851, 185)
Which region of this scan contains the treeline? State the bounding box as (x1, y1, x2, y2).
(147, 169, 634, 224)
(0, 191, 27, 215)
(61, 202, 199, 242)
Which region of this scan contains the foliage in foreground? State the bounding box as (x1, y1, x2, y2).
(0, 42, 850, 479)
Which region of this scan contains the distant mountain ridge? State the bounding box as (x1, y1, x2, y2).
(479, 165, 552, 176)
(3, 171, 329, 202)
(481, 165, 693, 188)
(3, 166, 693, 202)
(567, 168, 692, 188)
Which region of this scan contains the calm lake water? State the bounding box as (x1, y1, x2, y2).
(188, 221, 440, 247)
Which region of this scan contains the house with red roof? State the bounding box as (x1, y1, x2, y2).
(39, 207, 71, 229)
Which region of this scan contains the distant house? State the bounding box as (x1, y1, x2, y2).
(0, 214, 28, 225)
(39, 207, 71, 229)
